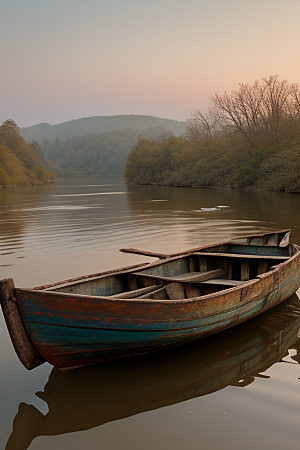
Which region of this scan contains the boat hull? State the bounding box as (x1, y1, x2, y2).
(13, 246, 300, 370)
(1, 230, 300, 370)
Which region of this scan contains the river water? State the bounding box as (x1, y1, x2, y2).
(0, 176, 299, 450)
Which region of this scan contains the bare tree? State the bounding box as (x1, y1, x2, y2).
(185, 108, 221, 144)
(209, 76, 300, 151)
(290, 83, 300, 118)
(187, 76, 300, 155)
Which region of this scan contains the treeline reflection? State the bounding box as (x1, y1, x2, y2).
(126, 184, 300, 238)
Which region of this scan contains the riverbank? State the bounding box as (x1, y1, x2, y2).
(125, 138, 300, 194)
(0, 179, 56, 189)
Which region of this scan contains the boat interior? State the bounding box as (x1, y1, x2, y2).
(40, 241, 296, 301)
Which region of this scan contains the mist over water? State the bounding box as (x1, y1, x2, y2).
(0, 176, 299, 450)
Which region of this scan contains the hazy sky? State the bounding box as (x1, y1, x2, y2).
(1, 0, 299, 127)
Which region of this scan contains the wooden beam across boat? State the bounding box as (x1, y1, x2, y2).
(132, 269, 223, 284)
(192, 252, 290, 260)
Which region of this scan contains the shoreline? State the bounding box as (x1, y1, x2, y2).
(126, 181, 300, 195)
(0, 179, 56, 189)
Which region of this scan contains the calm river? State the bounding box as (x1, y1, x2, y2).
(0, 176, 299, 450)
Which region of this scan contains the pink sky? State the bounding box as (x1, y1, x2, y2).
(1, 0, 299, 127)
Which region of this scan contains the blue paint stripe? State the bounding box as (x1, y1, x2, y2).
(22, 293, 273, 332)
(25, 300, 266, 353)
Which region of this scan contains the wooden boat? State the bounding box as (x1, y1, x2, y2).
(1, 229, 300, 371)
(5, 294, 300, 450)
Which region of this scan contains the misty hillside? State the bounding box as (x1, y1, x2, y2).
(44, 127, 175, 177)
(20, 115, 187, 143)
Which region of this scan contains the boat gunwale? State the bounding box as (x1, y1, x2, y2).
(160, 229, 292, 258)
(33, 229, 293, 291)
(17, 244, 300, 307)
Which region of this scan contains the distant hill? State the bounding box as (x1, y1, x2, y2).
(44, 127, 177, 177)
(20, 115, 187, 143)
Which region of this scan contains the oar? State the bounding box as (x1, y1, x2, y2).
(119, 248, 169, 259)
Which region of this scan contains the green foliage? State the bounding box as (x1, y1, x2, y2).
(0, 120, 41, 171)
(124, 137, 300, 193)
(31, 165, 56, 182)
(0, 120, 56, 187)
(29, 140, 46, 164)
(253, 143, 300, 193)
(125, 137, 198, 185)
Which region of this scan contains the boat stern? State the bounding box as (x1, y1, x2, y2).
(0, 278, 45, 370)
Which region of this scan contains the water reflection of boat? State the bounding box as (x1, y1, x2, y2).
(1, 230, 300, 371)
(6, 295, 300, 450)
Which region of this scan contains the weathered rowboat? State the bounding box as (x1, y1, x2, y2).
(1, 229, 300, 371)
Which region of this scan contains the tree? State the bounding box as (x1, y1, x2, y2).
(186, 109, 219, 141)
(0, 119, 20, 136)
(188, 76, 300, 154)
(29, 141, 46, 164)
(209, 76, 300, 151)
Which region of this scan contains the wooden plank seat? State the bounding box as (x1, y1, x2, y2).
(192, 252, 289, 260)
(132, 269, 223, 284)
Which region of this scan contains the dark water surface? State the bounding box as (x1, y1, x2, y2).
(0, 176, 299, 450)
